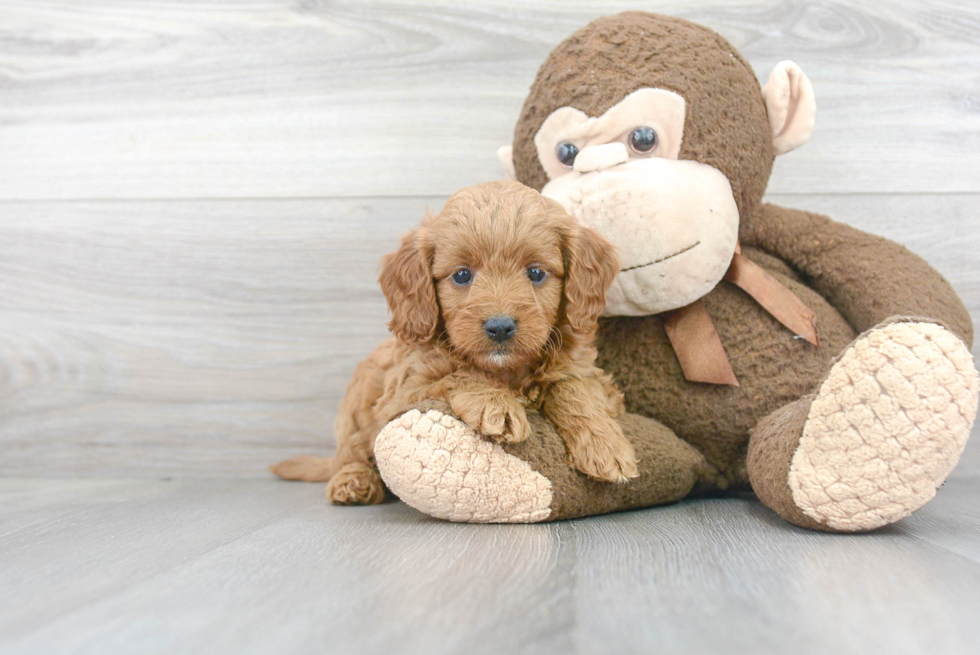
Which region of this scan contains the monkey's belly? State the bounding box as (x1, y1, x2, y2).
(596, 270, 857, 483)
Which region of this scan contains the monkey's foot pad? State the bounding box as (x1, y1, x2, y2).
(790, 321, 979, 531)
(375, 409, 553, 523)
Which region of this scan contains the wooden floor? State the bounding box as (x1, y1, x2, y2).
(2, 1, 980, 653)
(1, 477, 979, 655)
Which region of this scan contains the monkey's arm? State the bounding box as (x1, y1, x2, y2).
(740, 203, 973, 345)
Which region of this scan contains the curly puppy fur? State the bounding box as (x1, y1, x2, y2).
(272, 181, 637, 504)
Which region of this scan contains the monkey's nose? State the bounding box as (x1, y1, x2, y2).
(573, 142, 629, 173)
(483, 316, 517, 343)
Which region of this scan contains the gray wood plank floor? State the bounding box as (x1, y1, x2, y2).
(1, 477, 979, 655)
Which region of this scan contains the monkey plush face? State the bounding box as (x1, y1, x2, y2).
(533, 88, 739, 315)
(502, 12, 815, 316)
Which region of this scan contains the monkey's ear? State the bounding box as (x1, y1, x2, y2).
(378, 228, 439, 343)
(497, 145, 517, 181)
(762, 61, 816, 155)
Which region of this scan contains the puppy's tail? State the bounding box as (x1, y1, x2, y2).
(270, 455, 337, 482)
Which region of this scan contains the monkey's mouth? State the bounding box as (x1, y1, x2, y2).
(620, 241, 700, 273)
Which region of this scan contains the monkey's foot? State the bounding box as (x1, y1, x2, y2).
(374, 407, 554, 523)
(752, 320, 978, 531)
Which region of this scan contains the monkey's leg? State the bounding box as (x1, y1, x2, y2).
(748, 319, 978, 531)
(373, 401, 724, 523)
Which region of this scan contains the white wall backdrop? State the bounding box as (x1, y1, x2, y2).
(1, 0, 978, 477)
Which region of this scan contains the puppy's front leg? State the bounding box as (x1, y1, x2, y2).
(542, 378, 639, 483)
(431, 375, 531, 444)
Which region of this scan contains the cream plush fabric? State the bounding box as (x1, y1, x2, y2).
(375, 409, 553, 523)
(790, 321, 979, 531)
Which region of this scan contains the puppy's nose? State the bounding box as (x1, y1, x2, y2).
(483, 316, 517, 343)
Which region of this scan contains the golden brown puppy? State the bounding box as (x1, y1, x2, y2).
(272, 180, 638, 505)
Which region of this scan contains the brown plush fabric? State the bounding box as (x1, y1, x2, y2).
(742, 203, 974, 345)
(502, 411, 723, 521)
(746, 395, 829, 531)
(595, 247, 858, 483)
(512, 12, 774, 220)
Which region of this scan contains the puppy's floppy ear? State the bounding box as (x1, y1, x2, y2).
(378, 226, 439, 343)
(546, 198, 620, 335)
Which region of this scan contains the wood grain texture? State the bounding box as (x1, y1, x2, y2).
(0, 198, 422, 477)
(1, 477, 979, 654)
(1, 194, 978, 478)
(2, 4, 978, 652)
(0, 478, 326, 639)
(569, 489, 980, 655)
(1, 0, 979, 199)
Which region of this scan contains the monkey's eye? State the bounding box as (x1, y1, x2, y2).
(628, 126, 658, 153)
(451, 268, 473, 286)
(556, 142, 579, 167)
(527, 267, 547, 283)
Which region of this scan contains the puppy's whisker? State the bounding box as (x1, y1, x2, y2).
(547, 328, 564, 358)
(552, 328, 564, 350)
(531, 327, 563, 375)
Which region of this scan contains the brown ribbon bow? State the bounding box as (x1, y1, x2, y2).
(663, 245, 818, 386)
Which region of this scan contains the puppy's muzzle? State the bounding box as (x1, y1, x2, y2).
(483, 315, 517, 344)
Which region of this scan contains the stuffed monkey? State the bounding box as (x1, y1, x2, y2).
(371, 12, 979, 531)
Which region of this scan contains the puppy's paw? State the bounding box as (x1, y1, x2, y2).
(452, 390, 531, 444)
(326, 462, 386, 505)
(492, 401, 531, 445)
(566, 419, 639, 484)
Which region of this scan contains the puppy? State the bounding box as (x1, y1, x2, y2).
(272, 180, 639, 504)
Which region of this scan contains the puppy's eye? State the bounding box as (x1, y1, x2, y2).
(556, 142, 579, 167)
(451, 268, 473, 285)
(527, 267, 547, 283)
(628, 126, 658, 154)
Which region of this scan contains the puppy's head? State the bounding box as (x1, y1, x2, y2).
(379, 180, 619, 370)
